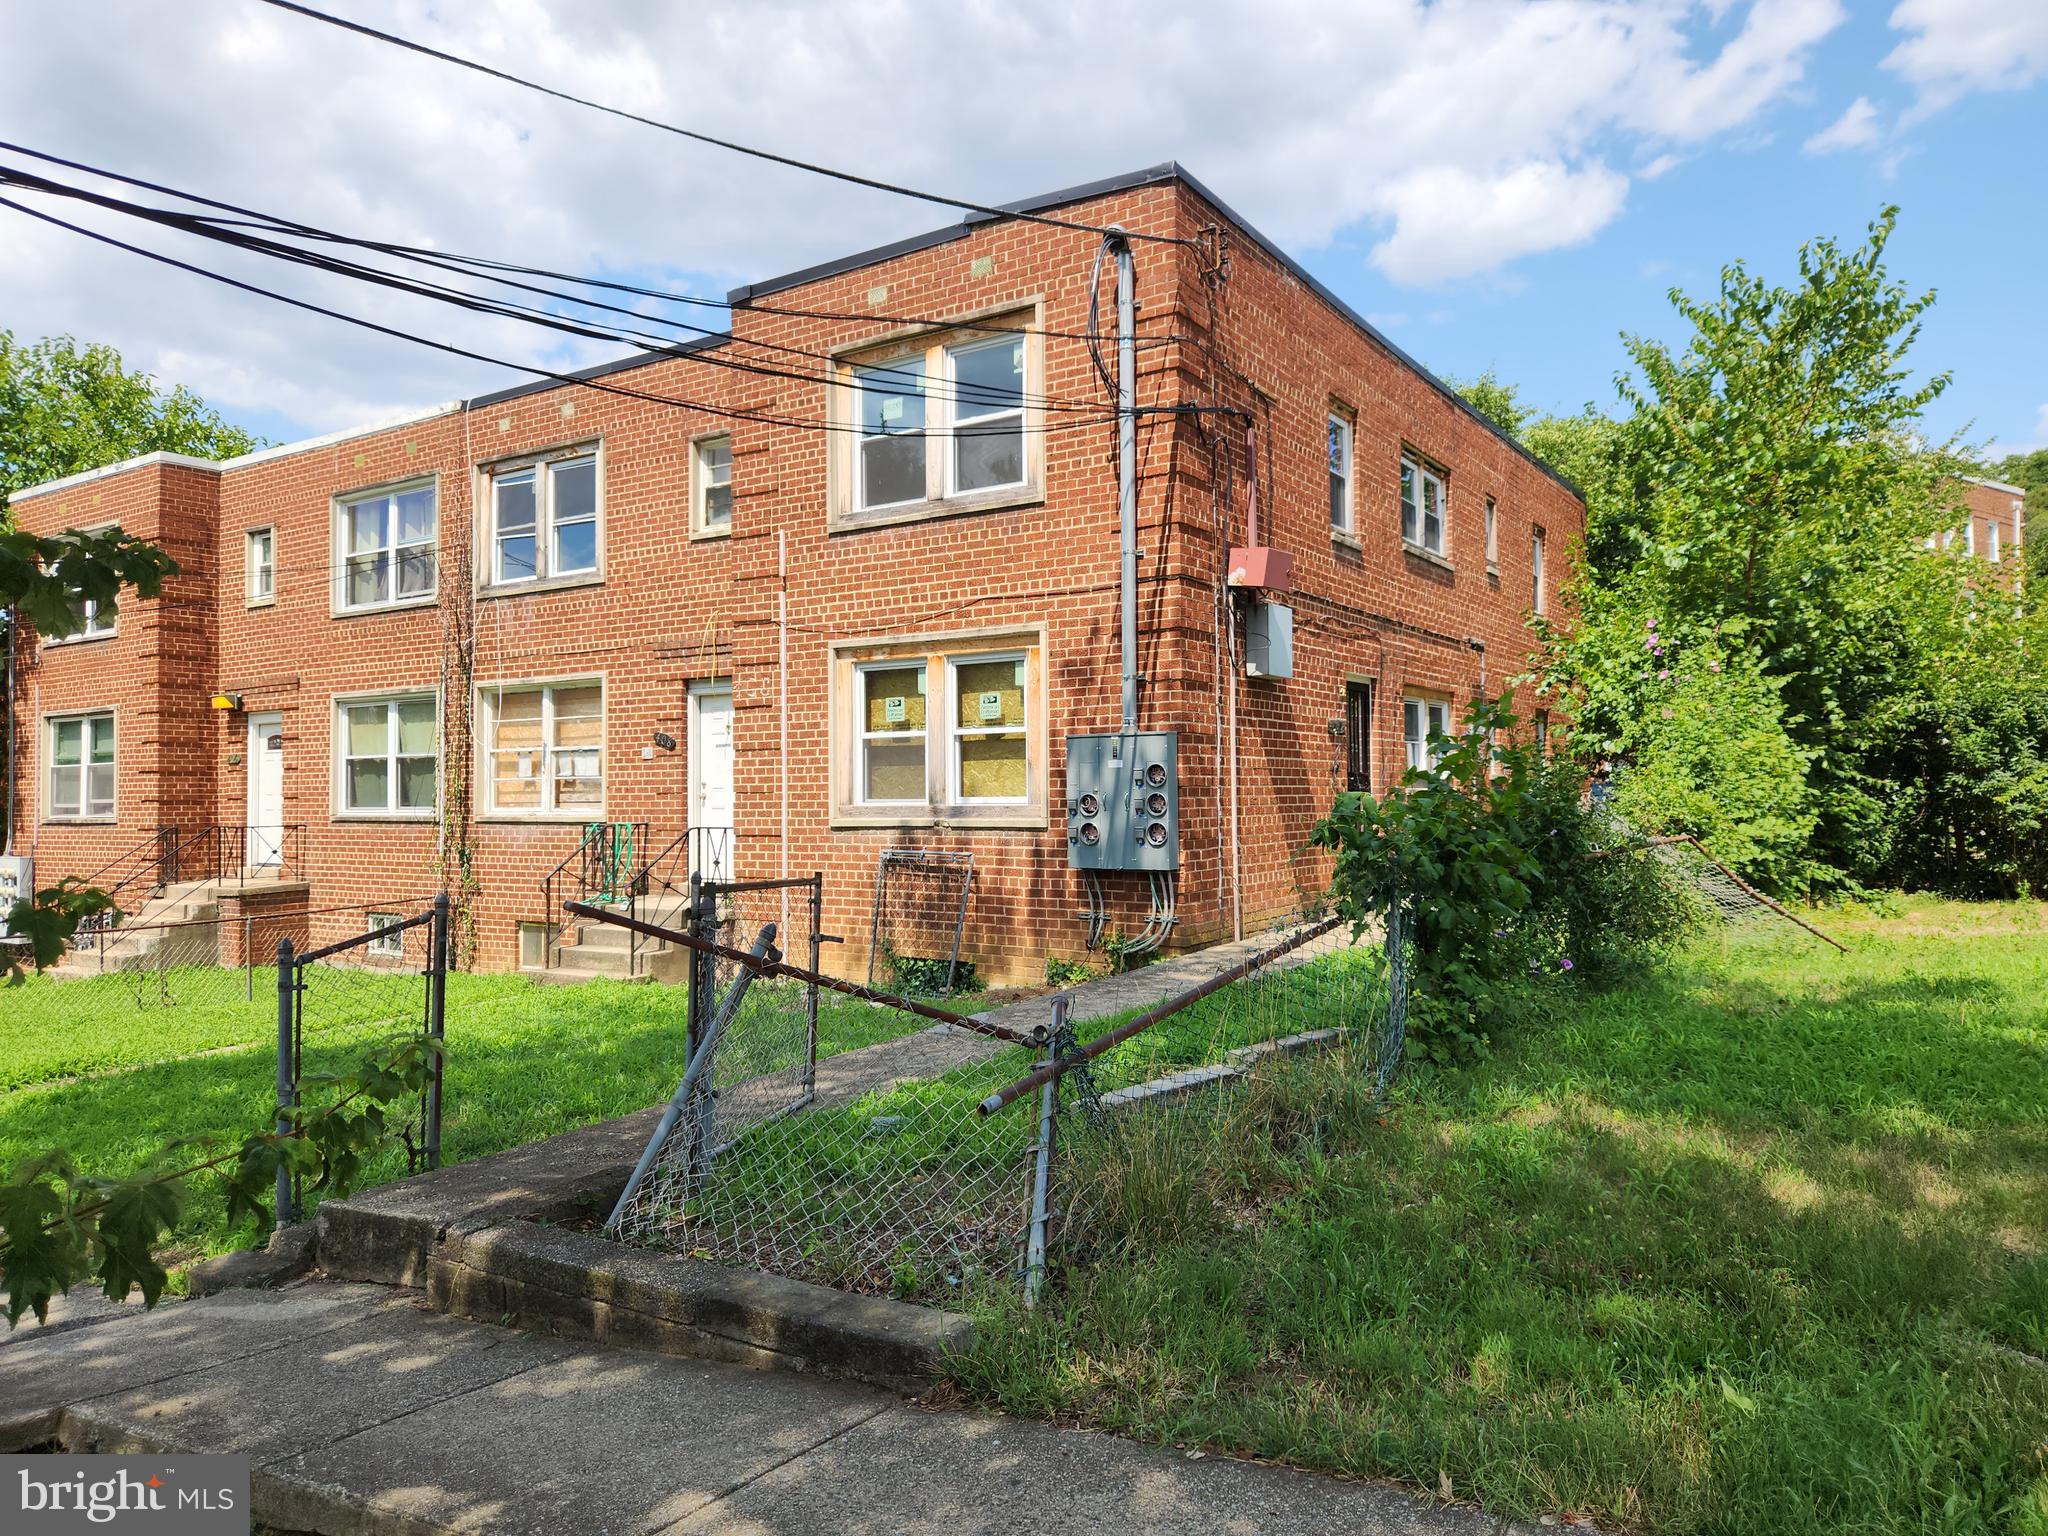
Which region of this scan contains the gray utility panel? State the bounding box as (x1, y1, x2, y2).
(1065, 731, 1180, 872)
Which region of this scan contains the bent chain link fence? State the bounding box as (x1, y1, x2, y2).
(278, 895, 449, 1221)
(586, 892, 1404, 1303)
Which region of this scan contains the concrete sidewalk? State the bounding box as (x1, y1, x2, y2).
(2, 1281, 1532, 1536)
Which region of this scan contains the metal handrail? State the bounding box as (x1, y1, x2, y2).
(540, 821, 650, 970)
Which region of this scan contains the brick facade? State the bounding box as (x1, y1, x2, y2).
(7, 168, 1584, 984)
(1957, 476, 2027, 572)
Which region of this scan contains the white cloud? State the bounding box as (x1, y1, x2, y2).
(0, 0, 1849, 430)
(1885, 0, 2048, 121)
(1804, 96, 1880, 153)
(1370, 161, 1630, 284)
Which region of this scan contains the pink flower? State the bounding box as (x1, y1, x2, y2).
(1560, 957, 1575, 973)
(1709, 661, 1722, 673)
(1658, 669, 1671, 680)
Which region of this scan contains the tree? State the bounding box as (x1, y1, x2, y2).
(0, 332, 262, 512)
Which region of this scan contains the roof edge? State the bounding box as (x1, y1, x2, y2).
(1962, 475, 2028, 496)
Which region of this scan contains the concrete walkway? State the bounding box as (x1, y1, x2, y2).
(2, 1280, 1534, 1536)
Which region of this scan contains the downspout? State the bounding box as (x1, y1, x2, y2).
(1111, 230, 1139, 736)
(778, 528, 790, 933)
(4, 606, 15, 857)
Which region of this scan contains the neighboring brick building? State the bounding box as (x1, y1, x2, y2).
(1954, 476, 2027, 573)
(6, 165, 1584, 983)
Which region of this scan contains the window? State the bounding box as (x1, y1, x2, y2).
(366, 913, 404, 959)
(949, 336, 1025, 495)
(693, 435, 732, 535)
(50, 593, 118, 645)
(856, 357, 929, 511)
(834, 314, 1042, 526)
(1344, 681, 1373, 793)
(1534, 710, 1550, 757)
(338, 695, 438, 816)
(483, 681, 603, 816)
(339, 482, 436, 611)
(857, 662, 927, 805)
(834, 633, 1044, 824)
(490, 453, 598, 586)
(247, 528, 276, 605)
(1532, 528, 1548, 614)
(949, 653, 1027, 803)
(1484, 498, 1499, 569)
(1328, 414, 1354, 535)
(47, 711, 114, 819)
(1400, 456, 1447, 555)
(1403, 695, 1451, 772)
(1988, 522, 2002, 563)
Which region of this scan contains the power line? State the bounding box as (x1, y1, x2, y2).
(0, 189, 1124, 440)
(254, 0, 1190, 249)
(0, 139, 1188, 349)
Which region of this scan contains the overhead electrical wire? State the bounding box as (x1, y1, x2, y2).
(0, 162, 1107, 417)
(0, 190, 1124, 440)
(253, 0, 1192, 250)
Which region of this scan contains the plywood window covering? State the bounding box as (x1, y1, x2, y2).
(485, 681, 603, 815)
(833, 631, 1045, 825)
(858, 662, 928, 805)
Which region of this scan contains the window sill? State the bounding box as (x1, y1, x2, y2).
(1402, 541, 1454, 573)
(247, 596, 277, 610)
(474, 812, 608, 826)
(1485, 564, 1500, 582)
(43, 634, 117, 650)
(689, 525, 733, 544)
(830, 484, 1043, 535)
(831, 807, 1048, 832)
(332, 812, 440, 824)
(1331, 531, 1363, 554)
(334, 594, 439, 620)
(478, 570, 604, 601)
(43, 815, 117, 826)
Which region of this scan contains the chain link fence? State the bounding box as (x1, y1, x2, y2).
(578, 892, 1402, 1303)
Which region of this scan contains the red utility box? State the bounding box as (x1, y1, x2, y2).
(1227, 545, 1294, 592)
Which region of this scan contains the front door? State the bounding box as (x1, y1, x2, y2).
(689, 683, 735, 881)
(247, 713, 285, 869)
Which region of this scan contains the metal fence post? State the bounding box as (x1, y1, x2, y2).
(803, 873, 822, 1096)
(427, 892, 449, 1171)
(275, 935, 297, 1224)
(1023, 993, 1065, 1308)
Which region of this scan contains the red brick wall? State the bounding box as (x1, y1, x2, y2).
(9, 176, 1584, 983)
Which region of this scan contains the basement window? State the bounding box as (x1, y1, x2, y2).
(337, 693, 439, 817)
(336, 479, 437, 613)
(1403, 694, 1452, 772)
(1400, 455, 1447, 557)
(832, 310, 1044, 529)
(47, 710, 115, 820)
(833, 632, 1045, 826)
(486, 447, 601, 589)
(481, 679, 604, 818)
(366, 913, 404, 959)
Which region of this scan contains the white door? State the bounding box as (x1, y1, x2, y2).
(689, 684, 735, 881)
(247, 713, 285, 869)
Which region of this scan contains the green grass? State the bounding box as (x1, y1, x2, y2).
(0, 968, 932, 1264)
(954, 900, 2048, 1536)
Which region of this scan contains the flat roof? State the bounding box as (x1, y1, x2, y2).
(1962, 475, 2027, 497)
(10, 163, 1580, 504)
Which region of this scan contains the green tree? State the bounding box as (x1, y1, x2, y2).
(0, 332, 262, 513)
(1444, 369, 1535, 440)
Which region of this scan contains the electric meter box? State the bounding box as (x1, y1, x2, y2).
(1244, 600, 1294, 680)
(1065, 731, 1180, 872)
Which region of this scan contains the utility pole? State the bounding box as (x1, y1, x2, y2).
(1112, 230, 1139, 736)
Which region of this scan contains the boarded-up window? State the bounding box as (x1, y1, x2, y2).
(859, 663, 928, 803)
(485, 681, 603, 815)
(953, 654, 1027, 802)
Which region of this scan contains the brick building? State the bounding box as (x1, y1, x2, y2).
(6, 165, 1583, 983)
(1953, 475, 2027, 572)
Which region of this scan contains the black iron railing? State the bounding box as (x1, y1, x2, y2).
(540, 821, 650, 970)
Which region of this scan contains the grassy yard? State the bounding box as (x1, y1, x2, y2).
(0, 966, 926, 1265)
(956, 900, 2048, 1535)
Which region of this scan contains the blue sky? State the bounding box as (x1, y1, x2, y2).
(5, 1, 2044, 461)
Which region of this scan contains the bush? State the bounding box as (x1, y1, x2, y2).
(1312, 701, 1696, 1066)
(1609, 642, 1818, 893)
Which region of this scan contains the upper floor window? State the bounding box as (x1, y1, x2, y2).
(338, 481, 436, 612)
(833, 315, 1042, 528)
(1532, 527, 1548, 614)
(338, 693, 438, 817)
(948, 336, 1025, 496)
(1403, 694, 1451, 772)
(1484, 497, 1499, 570)
(1401, 455, 1447, 556)
(247, 527, 276, 606)
(693, 435, 732, 536)
(482, 679, 603, 817)
(47, 593, 116, 646)
(1988, 522, 2002, 562)
(490, 451, 599, 587)
(47, 711, 114, 820)
(1328, 413, 1354, 535)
